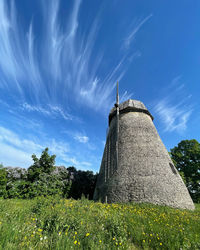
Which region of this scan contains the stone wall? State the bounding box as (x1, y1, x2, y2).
(94, 99, 195, 210)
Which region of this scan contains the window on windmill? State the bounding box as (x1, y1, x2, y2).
(169, 162, 177, 175)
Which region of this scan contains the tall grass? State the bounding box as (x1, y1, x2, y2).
(0, 197, 199, 249)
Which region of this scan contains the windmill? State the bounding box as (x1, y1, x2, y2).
(93, 83, 194, 210)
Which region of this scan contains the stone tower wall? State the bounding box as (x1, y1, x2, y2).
(94, 100, 195, 210)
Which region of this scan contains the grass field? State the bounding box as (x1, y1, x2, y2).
(0, 197, 199, 249)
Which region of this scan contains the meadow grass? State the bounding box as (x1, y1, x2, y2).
(0, 197, 199, 249)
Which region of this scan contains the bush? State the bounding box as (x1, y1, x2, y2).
(1, 148, 71, 199)
(0, 164, 7, 197)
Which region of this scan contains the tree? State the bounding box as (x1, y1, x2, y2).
(170, 139, 200, 202)
(0, 164, 7, 197)
(28, 148, 56, 182)
(1, 150, 71, 199)
(5, 167, 28, 198)
(26, 148, 71, 198)
(67, 167, 98, 199)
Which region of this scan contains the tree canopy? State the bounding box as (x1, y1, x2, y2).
(28, 148, 56, 182)
(67, 167, 98, 200)
(0, 163, 7, 197)
(170, 139, 200, 202)
(0, 148, 97, 200)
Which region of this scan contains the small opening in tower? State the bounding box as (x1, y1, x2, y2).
(169, 162, 177, 175)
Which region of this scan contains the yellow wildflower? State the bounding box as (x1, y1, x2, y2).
(113, 237, 116, 240)
(75, 231, 77, 235)
(38, 228, 43, 232)
(99, 240, 102, 243)
(74, 240, 77, 245)
(86, 233, 90, 237)
(160, 243, 163, 246)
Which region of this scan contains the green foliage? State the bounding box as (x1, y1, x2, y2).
(0, 148, 71, 199)
(0, 164, 7, 197)
(67, 167, 97, 200)
(0, 198, 200, 249)
(2, 167, 29, 199)
(6, 180, 30, 199)
(26, 148, 70, 198)
(27, 173, 70, 199)
(28, 148, 56, 182)
(170, 139, 200, 203)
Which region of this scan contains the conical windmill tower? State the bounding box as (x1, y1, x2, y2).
(94, 83, 194, 210)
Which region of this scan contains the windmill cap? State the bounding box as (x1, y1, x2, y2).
(109, 99, 153, 125)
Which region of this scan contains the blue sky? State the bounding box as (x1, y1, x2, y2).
(0, 0, 200, 171)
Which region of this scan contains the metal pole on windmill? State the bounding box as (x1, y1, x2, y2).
(115, 82, 119, 170)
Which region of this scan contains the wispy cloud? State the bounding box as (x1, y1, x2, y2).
(21, 102, 75, 121)
(0, 126, 43, 167)
(0, 126, 91, 168)
(154, 99, 192, 132)
(0, 126, 43, 153)
(21, 103, 51, 115)
(74, 134, 89, 143)
(153, 77, 193, 132)
(122, 14, 153, 50)
(0, 0, 149, 112)
(120, 90, 133, 103)
(0, 126, 71, 156)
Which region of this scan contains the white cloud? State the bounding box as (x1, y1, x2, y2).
(0, 126, 69, 167)
(81, 161, 92, 167)
(21, 102, 74, 121)
(0, 125, 93, 169)
(74, 134, 89, 143)
(120, 90, 133, 103)
(67, 157, 92, 170)
(123, 14, 153, 50)
(21, 103, 51, 115)
(0, 141, 32, 167)
(0, 126, 43, 167)
(48, 105, 74, 121)
(153, 77, 193, 133)
(0, 0, 147, 113)
(0, 126, 43, 152)
(154, 99, 192, 132)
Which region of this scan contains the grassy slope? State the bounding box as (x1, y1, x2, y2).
(0, 197, 199, 250)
